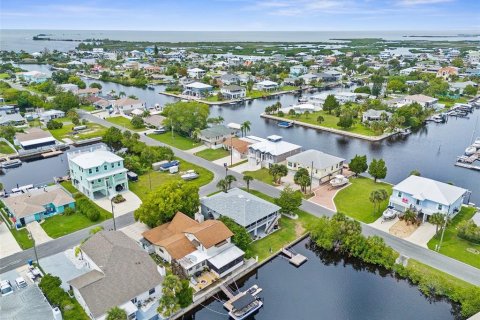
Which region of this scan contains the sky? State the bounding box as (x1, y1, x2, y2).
(1, 0, 479, 31)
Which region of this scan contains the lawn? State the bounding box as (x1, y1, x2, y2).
(283, 111, 378, 137)
(79, 105, 96, 112)
(0, 73, 10, 79)
(147, 133, 201, 150)
(106, 116, 145, 131)
(242, 168, 275, 186)
(427, 206, 480, 269)
(438, 97, 468, 108)
(0, 141, 15, 154)
(10, 228, 34, 249)
(129, 158, 214, 201)
(195, 148, 229, 161)
(247, 90, 269, 99)
(48, 122, 107, 142)
(334, 176, 393, 223)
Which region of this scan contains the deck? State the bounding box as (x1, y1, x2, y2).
(281, 248, 308, 267)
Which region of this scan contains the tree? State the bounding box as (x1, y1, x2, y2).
(349, 155, 368, 176)
(225, 174, 237, 189)
(163, 101, 210, 137)
(157, 275, 182, 317)
(369, 189, 388, 215)
(118, 91, 126, 98)
(354, 86, 371, 94)
(106, 307, 127, 320)
(294, 168, 311, 193)
(368, 158, 387, 182)
(410, 169, 421, 176)
(219, 216, 252, 251)
(323, 94, 339, 114)
(275, 185, 302, 215)
(316, 115, 324, 124)
(46, 119, 63, 130)
(403, 209, 417, 225)
(387, 79, 406, 93)
(134, 181, 200, 227)
(337, 112, 354, 129)
(103, 127, 123, 152)
(52, 92, 80, 112)
(130, 115, 144, 129)
(463, 85, 478, 96)
(216, 179, 229, 193)
(154, 44, 159, 57)
(269, 164, 288, 184)
(0, 126, 16, 143)
(240, 120, 251, 137)
(430, 212, 446, 236)
(89, 82, 102, 90)
(451, 57, 464, 68)
(243, 175, 253, 191)
(371, 83, 382, 97)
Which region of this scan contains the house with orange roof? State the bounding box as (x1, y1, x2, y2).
(436, 66, 458, 80)
(142, 212, 244, 277)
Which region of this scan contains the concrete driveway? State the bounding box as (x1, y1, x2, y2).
(94, 191, 142, 216)
(369, 217, 436, 248)
(26, 221, 52, 245)
(0, 222, 22, 259)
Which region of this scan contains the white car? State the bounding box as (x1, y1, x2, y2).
(15, 277, 28, 289)
(0, 280, 13, 296)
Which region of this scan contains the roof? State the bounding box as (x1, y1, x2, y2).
(115, 97, 143, 107)
(404, 94, 437, 103)
(15, 128, 54, 144)
(201, 188, 280, 227)
(249, 137, 301, 156)
(363, 109, 392, 118)
(393, 175, 467, 206)
(77, 88, 100, 95)
(200, 125, 235, 139)
(2, 185, 75, 218)
(257, 80, 278, 86)
(184, 220, 233, 249)
(223, 137, 251, 154)
(232, 293, 256, 311)
(185, 82, 213, 89)
(286, 149, 344, 169)
(144, 114, 166, 127)
(222, 85, 245, 91)
(68, 231, 163, 318)
(188, 67, 205, 72)
(0, 113, 25, 125)
(0, 285, 55, 320)
(207, 245, 244, 269)
(68, 149, 123, 169)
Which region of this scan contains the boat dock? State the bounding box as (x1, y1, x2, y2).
(456, 151, 480, 171)
(281, 247, 308, 267)
(221, 283, 263, 319)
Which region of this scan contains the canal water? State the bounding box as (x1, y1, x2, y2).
(12, 64, 480, 204)
(184, 237, 457, 320)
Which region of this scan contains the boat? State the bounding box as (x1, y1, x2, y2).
(277, 121, 293, 128)
(382, 206, 397, 220)
(228, 286, 263, 320)
(298, 97, 308, 103)
(181, 170, 199, 181)
(330, 175, 349, 187)
(398, 128, 411, 136)
(147, 85, 155, 90)
(228, 101, 237, 106)
(1, 159, 22, 168)
(465, 146, 477, 156)
(472, 138, 480, 149)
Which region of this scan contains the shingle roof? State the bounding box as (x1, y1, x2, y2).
(184, 220, 233, 249)
(200, 125, 234, 139)
(286, 149, 344, 170)
(69, 231, 163, 318)
(0, 285, 55, 320)
(15, 128, 53, 143)
(201, 188, 280, 227)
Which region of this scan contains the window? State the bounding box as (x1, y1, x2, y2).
(88, 169, 92, 174)
(416, 199, 420, 205)
(118, 162, 121, 167)
(104, 165, 107, 170)
(98, 179, 101, 183)
(438, 204, 443, 210)
(96, 167, 99, 172)
(131, 297, 137, 304)
(149, 288, 155, 295)
(397, 192, 402, 197)
(111, 163, 114, 168)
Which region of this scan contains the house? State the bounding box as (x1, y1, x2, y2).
(220, 85, 246, 99)
(2, 185, 75, 228)
(436, 66, 458, 80)
(187, 68, 206, 79)
(199, 125, 237, 149)
(248, 135, 302, 168)
(69, 231, 163, 320)
(449, 81, 477, 94)
(0, 113, 27, 127)
(40, 109, 65, 122)
(67, 146, 129, 200)
(289, 65, 308, 77)
(17, 71, 49, 83)
(323, 56, 337, 65)
(389, 175, 469, 222)
(316, 72, 337, 82)
(183, 82, 213, 97)
(280, 103, 319, 114)
(286, 149, 345, 184)
(399, 67, 418, 76)
(142, 212, 244, 278)
(58, 83, 79, 93)
(144, 114, 165, 128)
(114, 97, 146, 114)
(76, 87, 100, 97)
(201, 188, 281, 238)
(299, 73, 319, 84)
(254, 80, 279, 91)
(0, 285, 58, 320)
(323, 70, 342, 81)
(362, 109, 392, 122)
(220, 74, 240, 85)
(14, 128, 56, 150)
(223, 137, 251, 159)
(404, 94, 438, 108)
(334, 91, 357, 103)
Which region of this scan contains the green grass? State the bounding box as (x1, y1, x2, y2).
(438, 97, 468, 108)
(28, 119, 42, 128)
(242, 168, 275, 185)
(147, 133, 201, 150)
(427, 206, 480, 269)
(229, 159, 248, 168)
(48, 122, 107, 142)
(10, 228, 34, 249)
(334, 176, 393, 223)
(195, 148, 229, 161)
(283, 111, 378, 136)
(129, 158, 214, 202)
(0, 141, 15, 154)
(79, 105, 96, 112)
(0, 73, 10, 79)
(203, 95, 220, 102)
(106, 116, 145, 131)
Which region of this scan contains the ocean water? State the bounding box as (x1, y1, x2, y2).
(1, 29, 479, 52)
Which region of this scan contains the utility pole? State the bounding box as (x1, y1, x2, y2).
(28, 231, 39, 266)
(437, 213, 449, 252)
(230, 135, 233, 166)
(309, 160, 314, 194)
(110, 197, 117, 231)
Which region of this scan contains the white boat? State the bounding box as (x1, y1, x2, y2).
(465, 146, 477, 156)
(181, 170, 199, 181)
(298, 97, 308, 103)
(1, 159, 22, 168)
(330, 175, 349, 187)
(472, 138, 480, 149)
(382, 206, 397, 220)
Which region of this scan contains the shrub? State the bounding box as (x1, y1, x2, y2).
(85, 208, 100, 222)
(457, 220, 480, 244)
(63, 207, 75, 216)
(76, 198, 101, 221)
(47, 119, 63, 130)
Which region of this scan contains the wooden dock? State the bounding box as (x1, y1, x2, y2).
(281, 248, 308, 267)
(456, 151, 480, 171)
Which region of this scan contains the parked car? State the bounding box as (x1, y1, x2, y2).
(159, 160, 180, 171)
(15, 277, 27, 289)
(0, 280, 13, 296)
(153, 127, 166, 134)
(127, 171, 138, 182)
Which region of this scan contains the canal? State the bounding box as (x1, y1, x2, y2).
(184, 237, 458, 320)
(13, 64, 480, 204)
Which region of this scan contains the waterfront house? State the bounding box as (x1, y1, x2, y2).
(254, 80, 279, 91)
(113, 97, 146, 115)
(248, 135, 302, 168)
(316, 72, 338, 82)
(187, 68, 206, 79)
(403, 94, 438, 108)
(69, 231, 163, 320)
(183, 82, 213, 98)
(199, 125, 238, 149)
(436, 66, 458, 80)
(14, 128, 56, 150)
(40, 109, 65, 122)
(290, 65, 308, 77)
(201, 188, 281, 238)
(299, 73, 319, 84)
(142, 212, 244, 278)
(220, 85, 247, 99)
(280, 103, 319, 114)
(220, 74, 240, 85)
(0, 113, 27, 127)
(449, 81, 477, 94)
(323, 70, 342, 81)
(76, 87, 100, 97)
(362, 109, 392, 123)
(286, 149, 345, 184)
(389, 175, 468, 222)
(2, 185, 75, 228)
(67, 146, 129, 200)
(16, 71, 49, 84)
(223, 137, 251, 159)
(58, 83, 79, 93)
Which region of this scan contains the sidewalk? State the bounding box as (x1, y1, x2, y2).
(26, 221, 52, 245)
(0, 223, 22, 259)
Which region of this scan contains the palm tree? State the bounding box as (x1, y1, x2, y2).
(118, 91, 126, 98)
(225, 175, 237, 189)
(106, 306, 127, 320)
(369, 189, 388, 215)
(192, 128, 201, 141)
(240, 121, 251, 137)
(216, 179, 228, 193)
(243, 175, 253, 191)
(430, 212, 445, 236)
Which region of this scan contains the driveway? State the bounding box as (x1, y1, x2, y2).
(0, 222, 22, 259)
(187, 145, 208, 154)
(369, 217, 436, 248)
(213, 155, 244, 167)
(26, 221, 52, 245)
(93, 191, 142, 216)
(120, 221, 150, 242)
(308, 183, 350, 211)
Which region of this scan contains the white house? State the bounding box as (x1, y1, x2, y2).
(248, 135, 302, 168)
(389, 175, 468, 222)
(113, 97, 146, 114)
(280, 103, 319, 114)
(187, 67, 206, 79)
(183, 82, 213, 97)
(58, 83, 79, 93)
(362, 109, 392, 123)
(198, 125, 238, 149)
(69, 231, 163, 320)
(403, 94, 438, 108)
(290, 65, 308, 77)
(254, 80, 279, 91)
(286, 149, 345, 184)
(14, 128, 56, 150)
(220, 85, 246, 99)
(40, 109, 65, 122)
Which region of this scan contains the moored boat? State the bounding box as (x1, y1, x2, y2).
(1, 159, 22, 168)
(465, 146, 477, 156)
(278, 121, 293, 128)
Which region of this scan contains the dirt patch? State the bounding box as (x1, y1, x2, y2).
(295, 222, 305, 236)
(389, 220, 419, 238)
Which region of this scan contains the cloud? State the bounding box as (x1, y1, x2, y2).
(397, 0, 454, 6)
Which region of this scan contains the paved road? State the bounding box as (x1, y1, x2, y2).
(2, 112, 479, 287)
